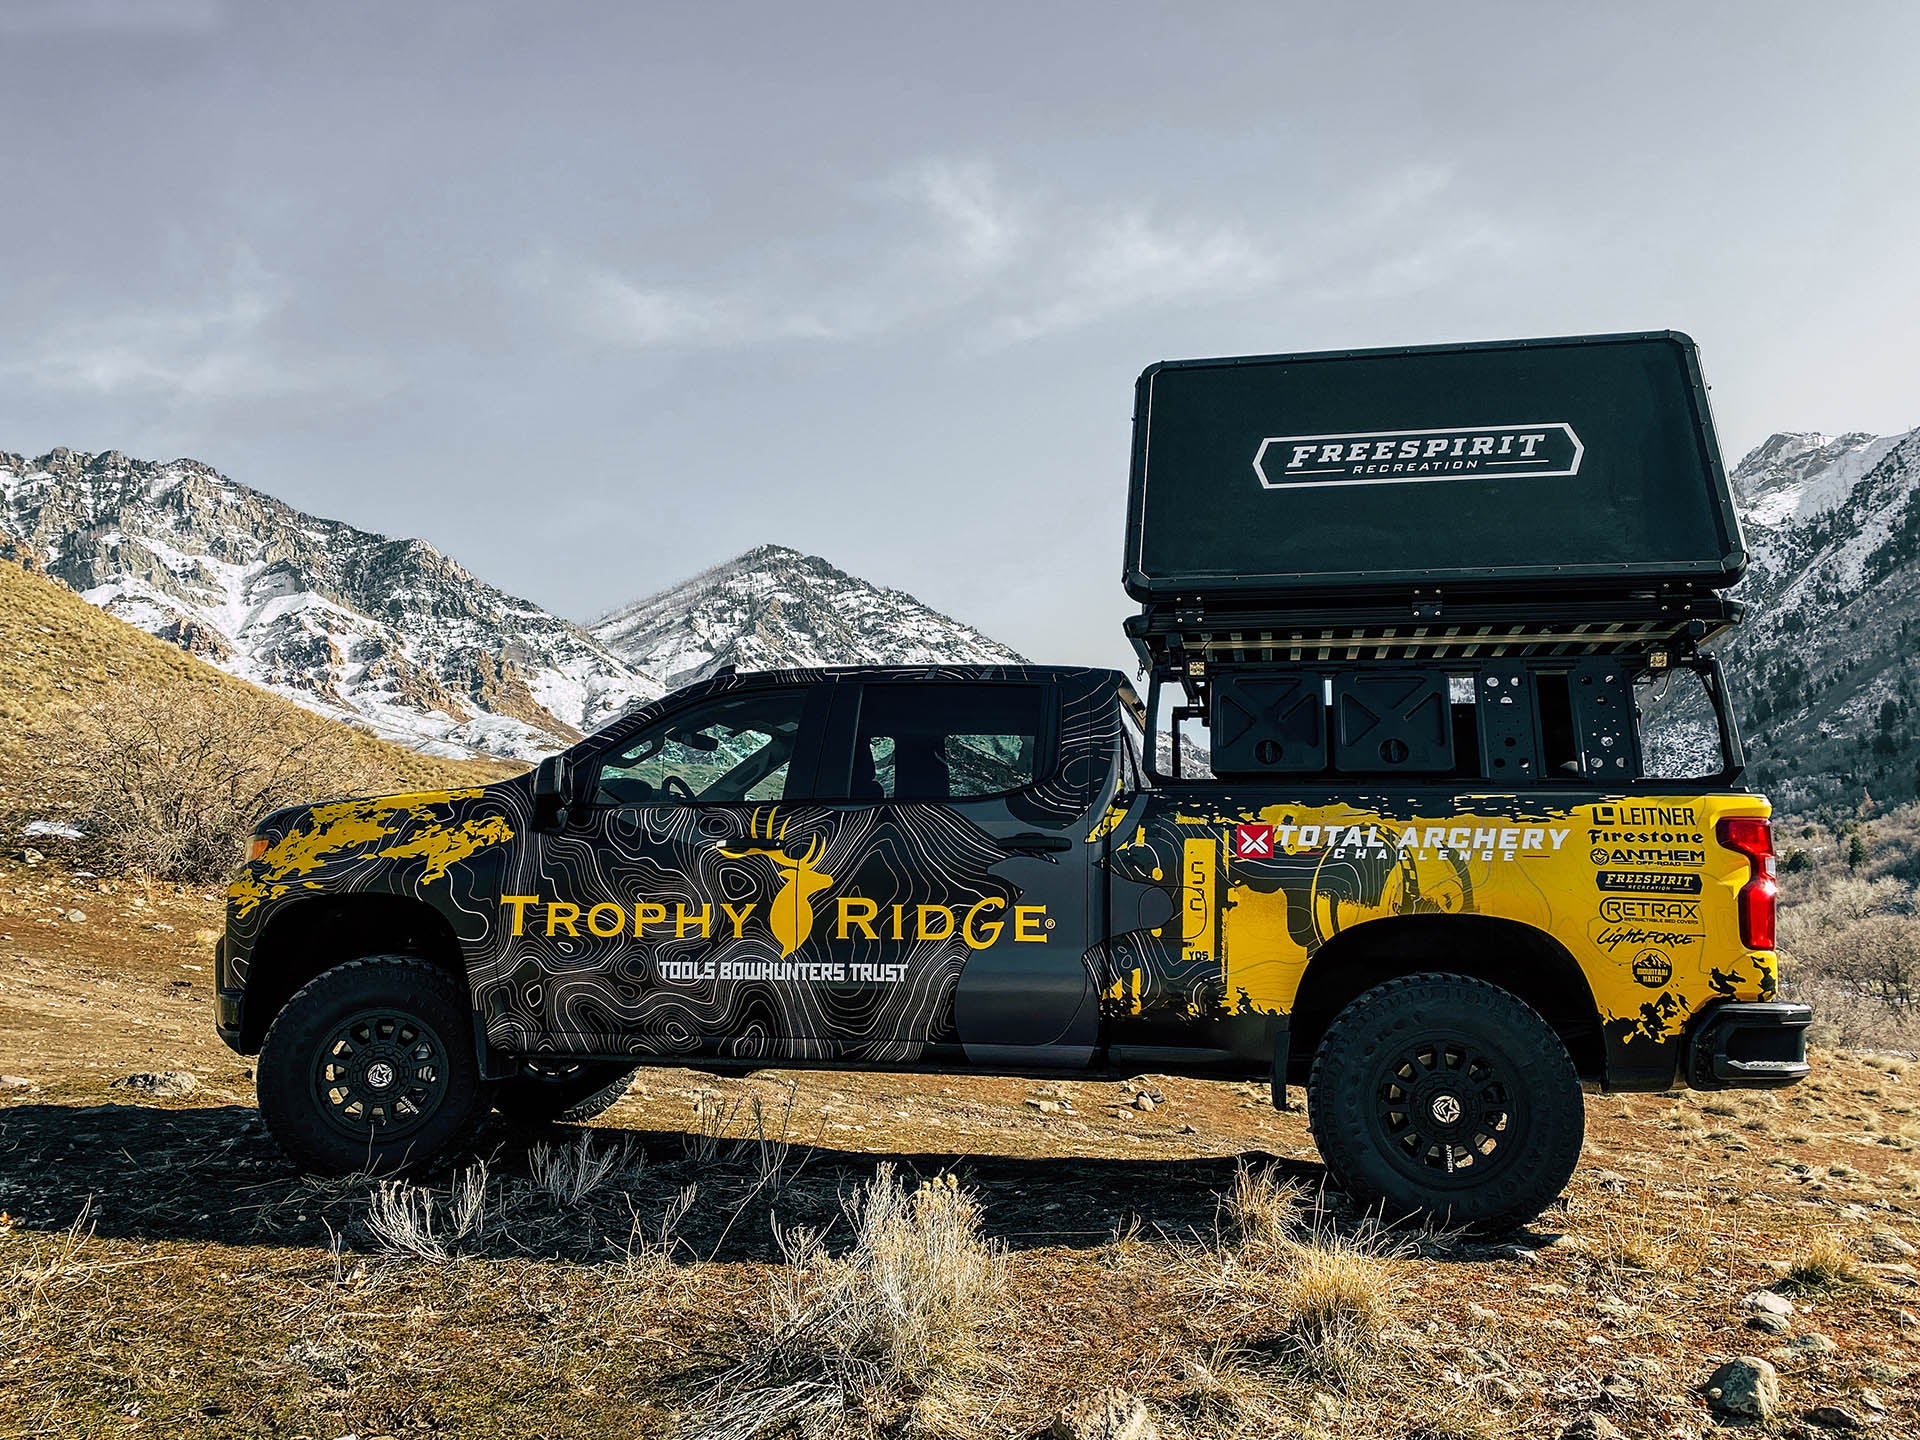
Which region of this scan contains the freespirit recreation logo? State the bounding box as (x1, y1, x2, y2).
(1253, 423, 1584, 489)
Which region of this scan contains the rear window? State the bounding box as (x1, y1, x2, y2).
(851, 683, 1051, 802)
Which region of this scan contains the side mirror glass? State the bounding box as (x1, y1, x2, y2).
(532, 754, 573, 831)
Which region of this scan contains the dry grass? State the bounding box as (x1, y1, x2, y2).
(1787, 1233, 1865, 1288)
(682, 1165, 1007, 1440)
(1270, 1220, 1404, 1383)
(1222, 1160, 1307, 1251)
(0, 556, 516, 878)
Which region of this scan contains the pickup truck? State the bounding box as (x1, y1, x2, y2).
(214, 332, 1810, 1231)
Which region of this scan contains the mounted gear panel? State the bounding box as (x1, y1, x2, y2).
(1474, 665, 1542, 784)
(1210, 673, 1327, 775)
(1330, 672, 1453, 773)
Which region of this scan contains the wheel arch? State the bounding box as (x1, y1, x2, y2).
(237, 893, 470, 1052)
(1288, 914, 1604, 1081)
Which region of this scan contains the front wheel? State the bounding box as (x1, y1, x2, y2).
(256, 956, 493, 1176)
(1306, 973, 1584, 1234)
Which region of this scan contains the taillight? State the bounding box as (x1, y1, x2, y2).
(1717, 815, 1777, 951)
(247, 836, 271, 863)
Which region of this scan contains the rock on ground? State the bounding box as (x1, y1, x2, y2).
(1050, 1388, 1160, 1440)
(1806, 1405, 1865, 1431)
(1562, 1414, 1624, 1440)
(1706, 1357, 1780, 1419)
(110, 1070, 198, 1099)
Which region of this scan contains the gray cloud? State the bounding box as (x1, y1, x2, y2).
(1, 2, 1916, 677)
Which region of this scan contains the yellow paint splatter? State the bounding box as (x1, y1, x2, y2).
(379, 815, 516, 884)
(253, 790, 483, 882)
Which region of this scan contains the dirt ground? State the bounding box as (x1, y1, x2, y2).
(2, 858, 1918, 1439)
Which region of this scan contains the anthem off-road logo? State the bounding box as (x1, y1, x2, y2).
(1253, 422, 1584, 489)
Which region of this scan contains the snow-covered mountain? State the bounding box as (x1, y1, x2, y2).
(0, 450, 1028, 762)
(591, 543, 1024, 688)
(1722, 425, 1920, 808)
(0, 448, 661, 759)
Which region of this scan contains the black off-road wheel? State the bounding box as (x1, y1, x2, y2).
(1307, 973, 1584, 1234)
(256, 956, 493, 1176)
(494, 1061, 639, 1128)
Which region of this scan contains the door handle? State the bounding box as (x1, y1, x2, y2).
(999, 832, 1075, 854)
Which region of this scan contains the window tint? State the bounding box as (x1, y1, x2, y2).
(851, 684, 1049, 802)
(596, 690, 809, 805)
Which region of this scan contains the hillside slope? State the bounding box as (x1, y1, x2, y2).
(0, 448, 659, 761)
(0, 553, 516, 815)
(592, 543, 1025, 689)
(1722, 426, 1920, 808)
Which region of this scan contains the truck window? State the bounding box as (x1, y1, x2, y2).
(595, 690, 810, 805)
(851, 683, 1050, 802)
(1635, 667, 1727, 780)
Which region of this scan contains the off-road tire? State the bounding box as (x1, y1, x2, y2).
(1307, 973, 1584, 1234)
(494, 1061, 639, 1128)
(256, 956, 493, 1177)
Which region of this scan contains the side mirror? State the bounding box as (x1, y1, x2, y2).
(532, 754, 574, 832)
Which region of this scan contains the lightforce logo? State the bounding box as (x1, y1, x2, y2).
(1253, 423, 1584, 489)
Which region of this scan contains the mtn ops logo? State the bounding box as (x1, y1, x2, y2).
(1253, 422, 1584, 489)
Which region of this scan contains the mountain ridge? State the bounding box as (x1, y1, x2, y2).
(0, 449, 1031, 763)
(590, 542, 1025, 689)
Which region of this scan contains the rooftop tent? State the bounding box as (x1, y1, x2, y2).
(1123, 332, 1746, 606)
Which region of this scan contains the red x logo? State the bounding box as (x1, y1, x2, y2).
(1234, 823, 1274, 859)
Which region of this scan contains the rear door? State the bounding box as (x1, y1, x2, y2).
(807, 673, 1116, 1066)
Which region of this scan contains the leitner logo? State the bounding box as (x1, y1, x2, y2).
(1253, 423, 1584, 489)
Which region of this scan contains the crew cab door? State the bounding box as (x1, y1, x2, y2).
(809, 673, 1116, 1066)
(522, 681, 834, 1058)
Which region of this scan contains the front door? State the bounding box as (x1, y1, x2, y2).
(523, 681, 834, 1059)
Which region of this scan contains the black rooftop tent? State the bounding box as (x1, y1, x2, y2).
(1124, 331, 1745, 608)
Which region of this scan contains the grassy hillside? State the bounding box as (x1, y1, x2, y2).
(0, 555, 520, 835)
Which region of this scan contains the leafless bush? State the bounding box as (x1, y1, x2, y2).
(366, 1164, 491, 1263)
(19, 677, 390, 880)
(528, 1134, 630, 1207)
(682, 1164, 1006, 1440)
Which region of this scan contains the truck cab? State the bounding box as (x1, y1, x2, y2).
(216, 331, 1811, 1232)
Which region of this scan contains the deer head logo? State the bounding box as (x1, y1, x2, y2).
(717, 809, 836, 958)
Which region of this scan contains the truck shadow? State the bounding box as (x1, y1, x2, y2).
(0, 1101, 1359, 1266)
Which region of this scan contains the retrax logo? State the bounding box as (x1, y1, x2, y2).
(1253, 422, 1585, 489)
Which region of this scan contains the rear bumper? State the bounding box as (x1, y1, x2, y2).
(1687, 1000, 1811, 1090)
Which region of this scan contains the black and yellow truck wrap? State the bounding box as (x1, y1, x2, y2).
(215, 332, 1808, 1231)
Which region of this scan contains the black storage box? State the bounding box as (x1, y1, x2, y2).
(1123, 332, 1745, 606)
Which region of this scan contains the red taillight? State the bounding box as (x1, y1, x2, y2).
(1718, 815, 1777, 951)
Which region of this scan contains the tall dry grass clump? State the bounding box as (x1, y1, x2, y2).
(683, 1164, 1006, 1440)
(20, 678, 392, 880)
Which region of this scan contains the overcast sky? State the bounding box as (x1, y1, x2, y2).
(3, 1, 1916, 673)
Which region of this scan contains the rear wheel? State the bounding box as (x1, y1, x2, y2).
(495, 1061, 638, 1127)
(256, 956, 492, 1176)
(1307, 973, 1583, 1234)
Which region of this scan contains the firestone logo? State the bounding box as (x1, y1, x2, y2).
(1253, 423, 1584, 488)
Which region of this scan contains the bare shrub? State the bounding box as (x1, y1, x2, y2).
(527, 1134, 628, 1207)
(682, 1164, 1006, 1440)
(21, 677, 392, 880)
(366, 1165, 491, 1263)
